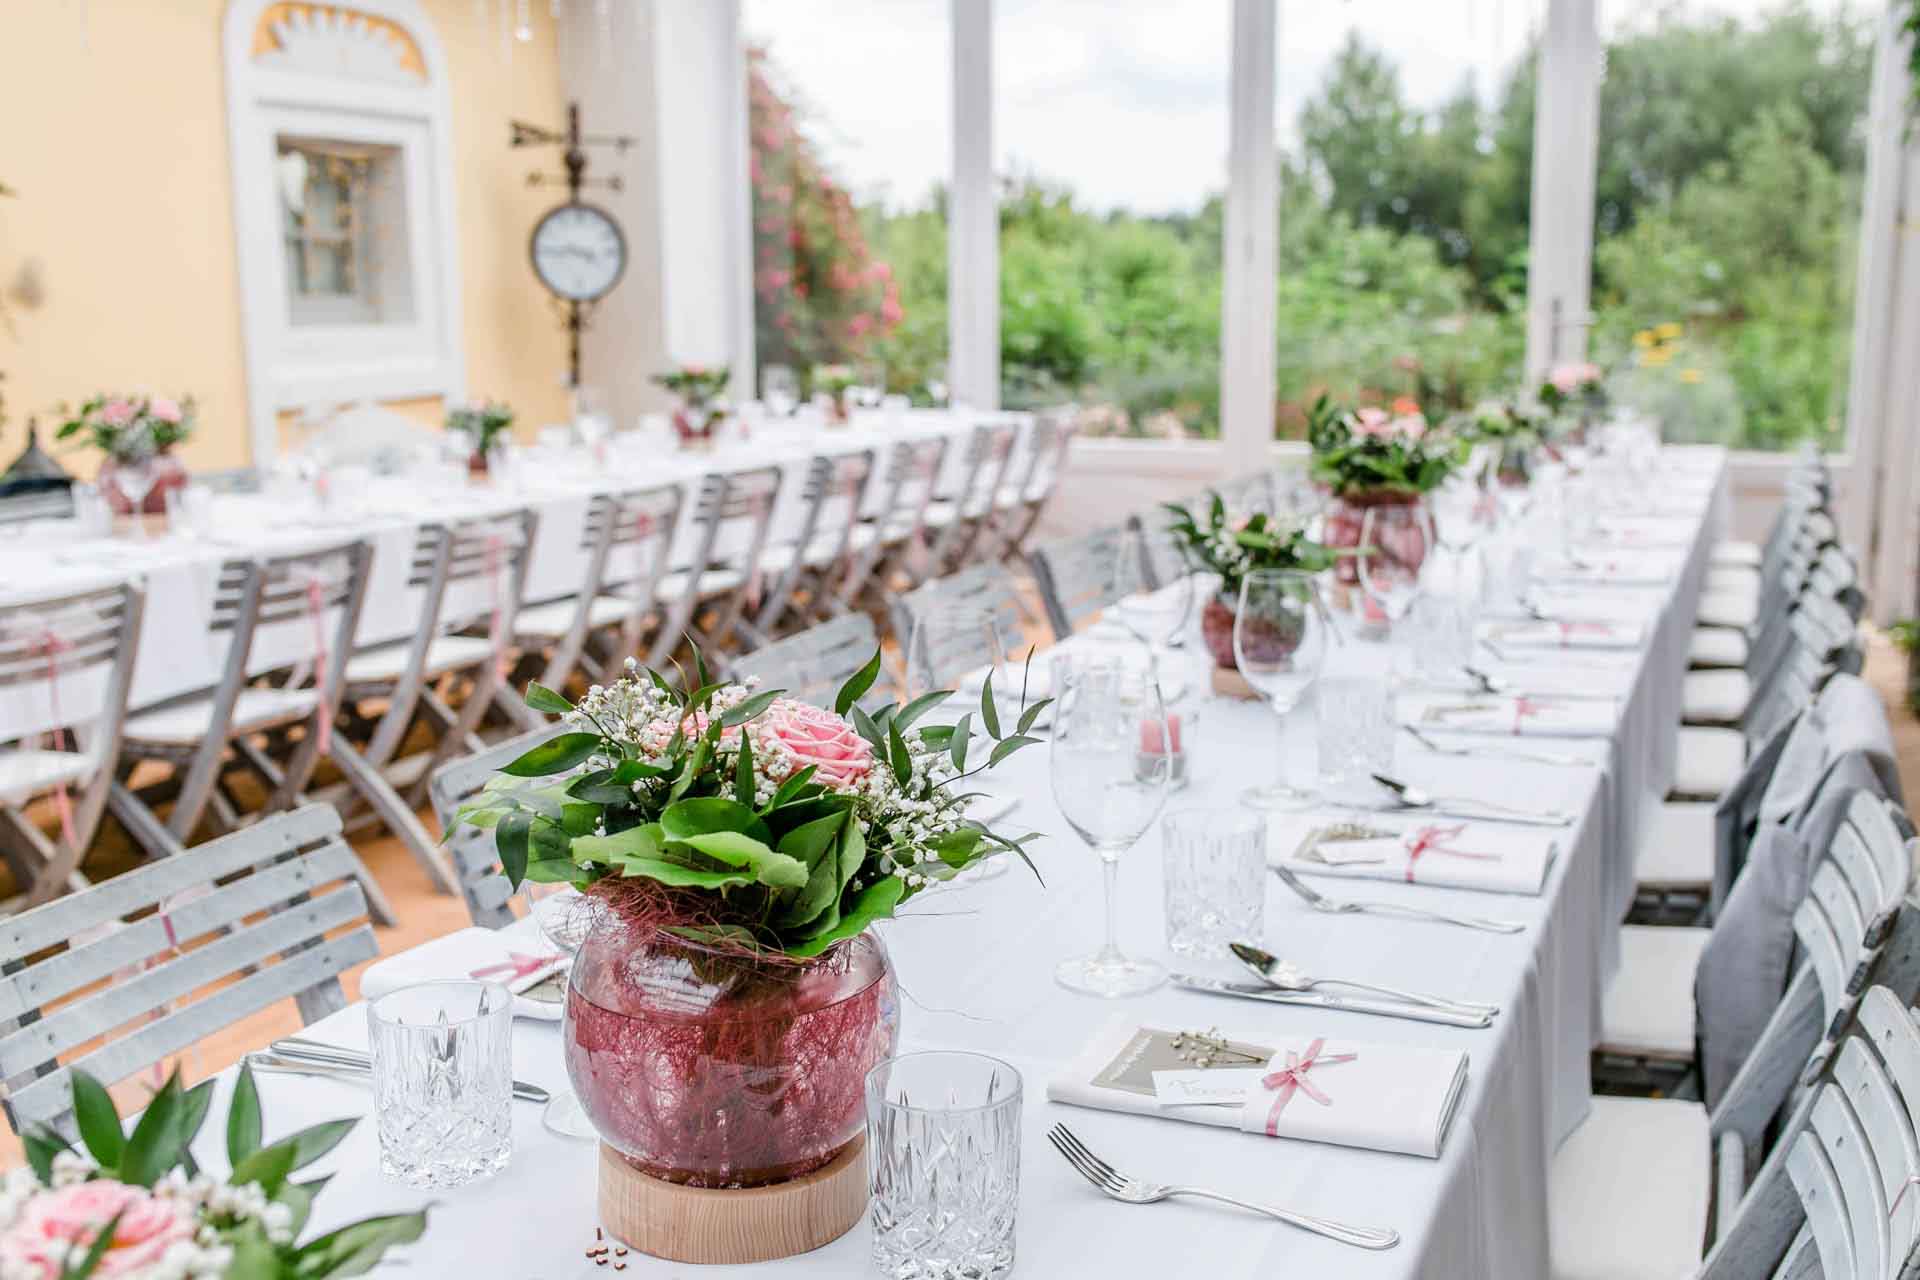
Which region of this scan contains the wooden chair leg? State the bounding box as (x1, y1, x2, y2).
(327, 740, 461, 897)
(3, 807, 82, 910)
(406, 667, 498, 808)
(107, 779, 188, 860)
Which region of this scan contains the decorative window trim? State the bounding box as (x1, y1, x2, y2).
(224, 0, 465, 461)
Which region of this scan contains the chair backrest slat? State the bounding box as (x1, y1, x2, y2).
(1794, 896, 1850, 1034)
(729, 614, 886, 710)
(1809, 1083, 1890, 1278)
(1785, 1131, 1856, 1279)
(429, 726, 564, 929)
(1808, 861, 1868, 983)
(1028, 526, 1127, 641)
(0, 585, 136, 688)
(891, 563, 1032, 685)
(1832, 1036, 1920, 1254)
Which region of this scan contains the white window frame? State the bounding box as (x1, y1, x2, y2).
(224, 0, 465, 461)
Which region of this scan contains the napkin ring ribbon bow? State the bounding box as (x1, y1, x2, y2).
(286, 568, 334, 755)
(1403, 824, 1501, 884)
(1258, 1038, 1357, 1135)
(470, 951, 558, 982)
(1511, 694, 1557, 735)
(1556, 621, 1608, 642)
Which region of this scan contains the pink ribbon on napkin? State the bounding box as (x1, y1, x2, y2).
(1511, 694, 1557, 734)
(1258, 1038, 1357, 1135)
(25, 629, 79, 852)
(1555, 621, 1610, 644)
(470, 951, 558, 982)
(1402, 824, 1501, 884)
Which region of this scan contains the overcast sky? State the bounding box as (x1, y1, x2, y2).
(743, 0, 1871, 216)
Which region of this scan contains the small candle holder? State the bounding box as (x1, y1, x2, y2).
(1136, 709, 1193, 790)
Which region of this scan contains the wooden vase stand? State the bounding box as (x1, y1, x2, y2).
(1209, 666, 1260, 700)
(596, 1134, 869, 1264)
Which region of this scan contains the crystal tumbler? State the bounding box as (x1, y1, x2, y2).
(368, 980, 514, 1188)
(1161, 810, 1266, 958)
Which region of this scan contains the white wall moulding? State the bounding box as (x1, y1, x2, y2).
(948, 0, 998, 412)
(224, 0, 466, 460)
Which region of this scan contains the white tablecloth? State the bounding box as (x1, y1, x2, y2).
(161, 447, 1723, 1277)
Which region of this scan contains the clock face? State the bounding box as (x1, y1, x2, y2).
(530, 202, 627, 301)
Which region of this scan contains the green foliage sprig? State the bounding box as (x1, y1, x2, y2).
(1159, 490, 1340, 599)
(445, 400, 514, 456)
(1306, 393, 1464, 498)
(458, 649, 1046, 957)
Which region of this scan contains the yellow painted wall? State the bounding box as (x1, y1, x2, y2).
(0, 0, 572, 477)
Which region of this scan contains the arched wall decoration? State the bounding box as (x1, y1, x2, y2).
(224, 0, 465, 462)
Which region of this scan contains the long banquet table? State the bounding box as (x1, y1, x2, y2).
(142, 447, 1731, 1277)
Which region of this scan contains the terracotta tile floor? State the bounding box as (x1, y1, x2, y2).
(4, 627, 1918, 1168)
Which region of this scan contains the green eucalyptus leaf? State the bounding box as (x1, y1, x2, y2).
(892, 690, 952, 733)
(661, 797, 771, 846)
(523, 683, 573, 715)
(280, 1117, 357, 1171)
(608, 857, 755, 890)
(22, 1129, 67, 1186)
(834, 648, 884, 715)
(887, 717, 912, 788)
(848, 704, 887, 754)
(500, 732, 601, 777)
(281, 1174, 332, 1240)
(292, 1210, 430, 1278)
(720, 688, 783, 727)
(735, 730, 755, 806)
(229, 1139, 298, 1197)
(933, 827, 983, 868)
(178, 1080, 216, 1176)
(978, 669, 1001, 738)
(836, 816, 867, 894)
(1014, 698, 1052, 736)
(675, 832, 808, 888)
(70, 1071, 125, 1171)
(987, 734, 1041, 768)
(949, 712, 972, 772)
(789, 877, 905, 957)
(763, 765, 819, 813)
(773, 812, 849, 929)
(571, 823, 665, 864)
(117, 1075, 187, 1187)
(494, 812, 532, 887)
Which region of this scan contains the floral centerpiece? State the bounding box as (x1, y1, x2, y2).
(1160, 491, 1338, 669)
(1306, 394, 1462, 599)
(1537, 361, 1608, 431)
(54, 394, 195, 515)
(3, 1065, 426, 1278)
(1461, 399, 1545, 486)
(810, 364, 856, 424)
(445, 399, 513, 474)
(456, 651, 1043, 1255)
(652, 365, 730, 449)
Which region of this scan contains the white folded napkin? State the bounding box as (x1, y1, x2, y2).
(360, 927, 568, 1021)
(1481, 618, 1645, 650)
(1268, 815, 1559, 895)
(1048, 1019, 1468, 1159)
(1411, 694, 1617, 738)
(1532, 550, 1680, 587)
(1589, 516, 1695, 548)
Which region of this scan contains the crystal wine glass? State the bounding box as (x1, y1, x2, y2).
(1357, 502, 1435, 634)
(523, 881, 599, 1139)
(1234, 569, 1331, 810)
(1050, 658, 1170, 997)
(113, 455, 158, 540)
(1430, 478, 1488, 595)
(1112, 526, 1194, 657)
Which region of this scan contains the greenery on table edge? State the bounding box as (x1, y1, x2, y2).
(1305, 393, 1466, 498)
(444, 401, 514, 456)
(14, 1065, 426, 1278)
(1160, 490, 1342, 600)
(455, 647, 1048, 958)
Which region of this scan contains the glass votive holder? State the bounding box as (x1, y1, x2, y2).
(867, 1051, 1021, 1280)
(1161, 809, 1266, 958)
(368, 980, 514, 1189)
(1407, 595, 1475, 684)
(1135, 707, 1194, 790)
(1316, 675, 1396, 798)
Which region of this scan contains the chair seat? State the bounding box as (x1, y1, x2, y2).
(656, 566, 746, 603)
(515, 594, 641, 639)
(345, 634, 497, 686)
(1635, 802, 1717, 890)
(1548, 1095, 1709, 1280)
(1599, 924, 1711, 1058)
(1689, 626, 1748, 669)
(757, 524, 878, 573)
(1706, 565, 1760, 594)
(126, 686, 319, 747)
(1695, 587, 1759, 631)
(1682, 669, 1751, 725)
(0, 748, 96, 806)
(1710, 539, 1762, 569)
(1672, 726, 1745, 800)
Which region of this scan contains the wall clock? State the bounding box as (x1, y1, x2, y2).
(529, 201, 626, 302)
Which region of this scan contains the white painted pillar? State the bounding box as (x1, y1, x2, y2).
(1523, 0, 1601, 380)
(1221, 0, 1278, 475)
(948, 0, 999, 410)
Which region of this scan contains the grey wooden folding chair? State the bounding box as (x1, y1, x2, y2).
(1027, 526, 1129, 642)
(923, 420, 1022, 577)
(981, 409, 1077, 565)
(0, 583, 144, 912)
(750, 449, 876, 639)
(427, 724, 565, 931)
(647, 466, 783, 666)
(728, 613, 894, 711)
(512, 483, 682, 700)
(888, 562, 1036, 689)
(856, 436, 952, 602)
(330, 511, 534, 900)
(1127, 507, 1189, 592)
(0, 804, 376, 1137)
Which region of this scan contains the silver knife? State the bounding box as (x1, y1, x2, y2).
(264, 1039, 552, 1104)
(1359, 805, 1573, 829)
(1172, 975, 1494, 1028)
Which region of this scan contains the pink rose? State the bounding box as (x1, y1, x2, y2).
(1352, 407, 1392, 438)
(99, 399, 134, 428)
(1, 1181, 198, 1277)
(754, 698, 873, 788)
(1549, 363, 1597, 394)
(148, 397, 182, 424)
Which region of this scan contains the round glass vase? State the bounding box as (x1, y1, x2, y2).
(564, 911, 900, 1190)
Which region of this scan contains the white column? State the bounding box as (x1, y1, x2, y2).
(1523, 0, 1601, 380)
(1220, 0, 1278, 475)
(948, 0, 999, 410)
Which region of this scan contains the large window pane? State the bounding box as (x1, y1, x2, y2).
(1590, 1, 1869, 451)
(997, 0, 1228, 439)
(743, 1, 948, 403)
(1273, 1, 1540, 439)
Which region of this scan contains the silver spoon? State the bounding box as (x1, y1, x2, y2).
(1370, 772, 1573, 826)
(1269, 863, 1525, 934)
(1401, 724, 1590, 769)
(1230, 942, 1499, 1016)
(1462, 666, 1614, 703)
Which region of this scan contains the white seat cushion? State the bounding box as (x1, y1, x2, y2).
(0, 749, 96, 805)
(1548, 1095, 1709, 1280)
(1599, 924, 1710, 1058)
(1682, 669, 1751, 725)
(1706, 565, 1760, 594)
(756, 524, 878, 574)
(125, 687, 319, 746)
(1689, 627, 1748, 668)
(515, 595, 640, 638)
(1694, 587, 1758, 630)
(655, 566, 746, 603)
(1710, 539, 1762, 569)
(1672, 726, 1745, 799)
(345, 634, 497, 686)
(1635, 802, 1716, 889)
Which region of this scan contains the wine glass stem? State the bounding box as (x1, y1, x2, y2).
(1272, 704, 1291, 791)
(1098, 853, 1124, 964)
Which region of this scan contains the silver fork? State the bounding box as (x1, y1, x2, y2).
(1270, 863, 1525, 934)
(1046, 1124, 1399, 1250)
(1402, 724, 1590, 768)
